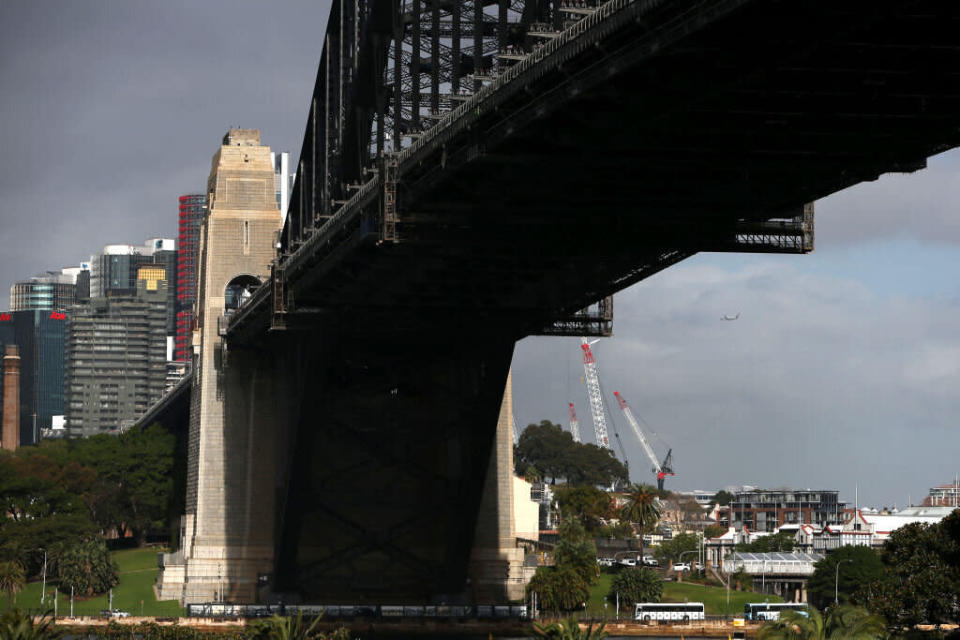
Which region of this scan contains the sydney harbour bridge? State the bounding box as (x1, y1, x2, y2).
(144, 0, 960, 606)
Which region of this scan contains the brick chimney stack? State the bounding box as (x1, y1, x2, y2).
(2, 344, 21, 450)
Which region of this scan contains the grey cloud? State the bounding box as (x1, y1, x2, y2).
(0, 0, 330, 307)
(513, 259, 960, 507)
(817, 149, 960, 246)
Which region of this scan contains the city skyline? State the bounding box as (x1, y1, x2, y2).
(2, 1, 959, 507)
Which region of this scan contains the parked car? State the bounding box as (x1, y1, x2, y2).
(672, 562, 691, 572)
(619, 558, 638, 567)
(101, 610, 131, 618)
(694, 561, 704, 571)
(597, 557, 615, 567)
(642, 556, 659, 567)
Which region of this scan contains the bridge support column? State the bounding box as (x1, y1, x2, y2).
(468, 369, 526, 603)
(157, 129, 283, 605)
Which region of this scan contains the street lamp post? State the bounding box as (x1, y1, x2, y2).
(834, 559, 853, 605)
(38, 548, 47, 607)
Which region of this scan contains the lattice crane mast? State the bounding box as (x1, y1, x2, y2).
(568, 402, 582, 443)
(613, 390, 675, 490)
(580, 338, 610, 449)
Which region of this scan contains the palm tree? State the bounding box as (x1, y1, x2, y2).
(533, 615, 608, 640)
(251, 612, 323, 640)
(824, 606, 886, 640)
(757, 606, 885, 640)
(619, 484, 661, 559)
(0, 562, 25, 609)
(0, 609, 54, 640)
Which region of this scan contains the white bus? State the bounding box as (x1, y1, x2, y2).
(744, 602, 810, 621)
(634, 602, 706, 622)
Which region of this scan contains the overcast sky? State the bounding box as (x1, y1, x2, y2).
(2, 2, 958, 509)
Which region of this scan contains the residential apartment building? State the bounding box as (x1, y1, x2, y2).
(720, 488, 847, 532)
(65, 281, 167, 437)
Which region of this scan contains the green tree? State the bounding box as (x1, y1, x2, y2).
(0, 609, 55, 640)
(0, 450, 98, 577)
(619, 484, 661, 559)
(527, 565, 591, 613)
(58, 538, 118, 597)
(554, 485, 613, 535)
(711, 490, 735, 507)
(514, 421, 627, 485)
(597, 522, 634, 539)
(554, 518, 599, 586)
(757, 606, 884, 640)
(0, 562, 25, 608)
(732, 567, 752, 591)
(72, 424, 176, 544)
(533, 616, 607, 640)
(806, 546, 884, 609)
(736, 531, 796, 553)
(608, 567, 662, 611)
(862, 516, 960, 627)
(704, 524, 727, 539)
(655, 532, 698, 566)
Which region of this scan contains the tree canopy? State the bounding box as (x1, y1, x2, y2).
(862, 510, 960, 627)
(608, 567, 662, 611)
(527, 518, 599, 613)
(736, 531, 796, 553)
(757, 606, 885, 640)
(807, 546, 884, 609)
(515, 421, 628, 486)
(554, 485, 613, 535)
(0, 423, 178, 580)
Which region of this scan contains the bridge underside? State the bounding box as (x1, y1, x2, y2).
(267, 329, 515, 602)
(215, 0, 960, 605)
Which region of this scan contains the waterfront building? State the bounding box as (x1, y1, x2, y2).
(923, 480, 960, 507)
(65, 281, 168, 437)
(175, 195, 206, 363)
(720, 488, 847, 532)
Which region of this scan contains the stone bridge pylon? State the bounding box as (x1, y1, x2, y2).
(158, 129, 284, 603)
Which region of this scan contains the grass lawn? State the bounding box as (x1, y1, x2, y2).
(586, 571, 782, 618)
(3, 547, 184, 617)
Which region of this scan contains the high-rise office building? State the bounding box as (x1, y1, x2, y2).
(65, 281, 168, 437)
(10, 271, 78, 312)
(88, 238, 177, 359)
(176, 195, 206, 363)
(0, 309, 67, 445)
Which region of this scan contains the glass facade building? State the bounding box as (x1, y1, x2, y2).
(10, 273, 77, 312)
(0, 310, 67, 445)
(176, 195, 206, 363)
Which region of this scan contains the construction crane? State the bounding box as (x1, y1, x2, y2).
(613, 390, 675, 490)
(580, 338, 610, 449)
(568, 402, 582, 443)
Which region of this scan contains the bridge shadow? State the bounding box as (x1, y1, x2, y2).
(223, 323, 514, 603)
